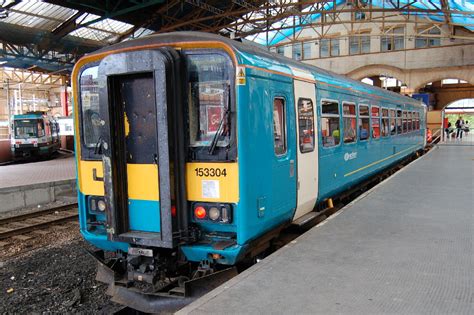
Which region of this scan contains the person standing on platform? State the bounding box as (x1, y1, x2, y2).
(464, 120, 469, 136)
(445, 122, 452, 140)
(455, 117, 464, 140)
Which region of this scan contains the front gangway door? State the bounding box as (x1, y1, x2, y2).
(97, 49, 187, 248)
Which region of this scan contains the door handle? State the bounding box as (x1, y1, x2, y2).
(92, 168, 104, 182)
(290, 160, 295, 177)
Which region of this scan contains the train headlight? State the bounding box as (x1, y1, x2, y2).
(97, 200, 107, 212)
(208, 207, 220, 221)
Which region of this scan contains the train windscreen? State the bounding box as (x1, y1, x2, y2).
(14, 119, 43, 138)
(186, 52, 233, 159)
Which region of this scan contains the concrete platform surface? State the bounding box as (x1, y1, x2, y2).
(0, 156, 76, 189)
(179, 145, 473, 315)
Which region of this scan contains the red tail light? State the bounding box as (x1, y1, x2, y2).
(171, 205, 177, 217)
(194, 206, 206, 219)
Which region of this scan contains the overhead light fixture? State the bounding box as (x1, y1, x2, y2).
(0, 61, 7, 65)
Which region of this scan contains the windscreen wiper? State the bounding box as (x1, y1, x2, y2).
(208, 108, 229, 155)
(94, 136, 103, 155)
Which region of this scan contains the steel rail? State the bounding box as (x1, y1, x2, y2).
(0, 203, 78, 240)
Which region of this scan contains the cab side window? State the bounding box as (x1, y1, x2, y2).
(273, 97, 287, 155)
(297, 98, 315, 153)
(359, 105, 370, 141)
(321, 100, 340, 147)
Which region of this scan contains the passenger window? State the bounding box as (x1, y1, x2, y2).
(37, 121, 45, 137)
(321, 100, 340, 147)
(390, 109, 396, 135)
(371, 106, 380, 139)
(297, 98, 315, 153)
(397, 110, 402, 134)
(358, 105, 370, 141)
(408, 111, 413, 132)
(415, 112, 420, 130)
(382, 108, 389, 137)
(273, 98, 287, 155)
(402, 111, 408, 133)
(342, 102, 357, 143)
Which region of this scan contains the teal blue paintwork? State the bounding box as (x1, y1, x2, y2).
(76, 35, 426, 266)
(128, 199, 161, 232)
(77, 192, 129, 252)
(180, 243, 247, 265)
(234, 68, 297, 245)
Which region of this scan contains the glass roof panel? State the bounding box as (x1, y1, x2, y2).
(2, 1, 137, 43)
(246, 0, 474, 46)
(3, 0, 77, 30)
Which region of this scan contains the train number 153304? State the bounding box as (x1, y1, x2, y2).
(194, 167, 227, 177)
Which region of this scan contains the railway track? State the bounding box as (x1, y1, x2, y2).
(0, 203, 78, 240)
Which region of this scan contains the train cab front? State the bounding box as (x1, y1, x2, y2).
(74, 43, 240, 309)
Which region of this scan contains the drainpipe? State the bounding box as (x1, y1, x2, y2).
(5, 79, 10, 137)
(18, 83, 23, 114)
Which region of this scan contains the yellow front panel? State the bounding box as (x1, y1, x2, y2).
(78, 161, 237, 202)
(78, 161, 104, 196)
(127, 164, 159, 201)
(186, 162, 239, 203)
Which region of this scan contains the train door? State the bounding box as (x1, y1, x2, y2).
(97, 49, 187, 248)
(269, 87, 297, 221)
(293, 79, 318, 220)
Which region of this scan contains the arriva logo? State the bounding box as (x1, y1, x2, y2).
(344, 152, 357, 161)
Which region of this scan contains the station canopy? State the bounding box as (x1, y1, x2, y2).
(0, 0, 472, 72)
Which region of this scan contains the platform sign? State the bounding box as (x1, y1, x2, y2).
(57, 117, 74, 136)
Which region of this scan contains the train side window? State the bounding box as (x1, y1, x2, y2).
(37, 121, 45, 137)
(408, 111, 413, 132)
(358, 104, 370, 141)
(297, 98, 315, 153)
(381, 108, 389, 137)
(273, 97, 287, 155)
(415, 112, 420, 130)
(402, 111, 408, 133)
(397, 110, 402, 134)
(390, 109, 396, 135)
(342, 102, 357, 143)
(321, 100, 340, 147)
(371, 106, 380, 139)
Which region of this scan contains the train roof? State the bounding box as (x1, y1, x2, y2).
(87, 31, 423, 108)
(13, 113, 44, 119)
(12, 112, 56, 120)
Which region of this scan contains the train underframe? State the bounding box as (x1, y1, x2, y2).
(12, 143, 59, 161)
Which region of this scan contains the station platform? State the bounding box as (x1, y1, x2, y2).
(179, 144, 473, 315)
(0, 155, 76, 214)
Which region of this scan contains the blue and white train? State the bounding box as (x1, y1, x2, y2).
(11, 112, 60, 160)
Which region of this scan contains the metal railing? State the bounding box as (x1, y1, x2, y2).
(431, 128, 442, 144)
